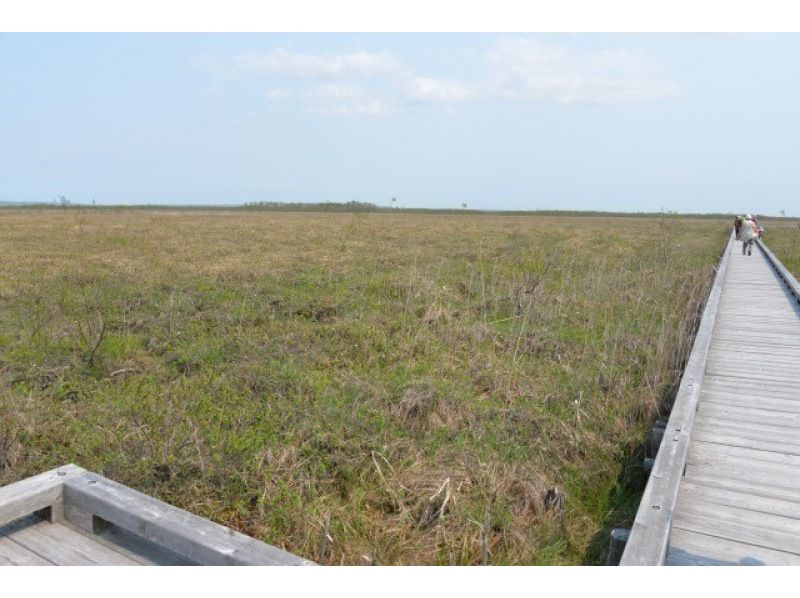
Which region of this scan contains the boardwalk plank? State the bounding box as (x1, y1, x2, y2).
(678, 481, 800, 520)
(690, 432, 800, 457)
(707, 350, 800, 366)
(683, 470, 800, 504)
(700, 395, 800, 415)
(702, 380, 800, 399)
(688, 440, 800, 468)
(704, 365, 800, 385)
(0, 532, 53, 565)
(673, 499, 800, 555)
(697, 403, 800, 429)
(693, 419, 800, 445)
(0, 516, 140, 565)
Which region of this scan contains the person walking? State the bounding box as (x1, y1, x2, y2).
(740, 214, 759, 256)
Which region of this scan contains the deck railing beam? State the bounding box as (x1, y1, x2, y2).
(620, 232, 734, 565)
(1, 464, 313, 565)
(757, 238, 800, 304)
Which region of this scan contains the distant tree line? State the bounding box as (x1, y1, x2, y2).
(2, 197, 794, 220)
(243, 200, 381, 212)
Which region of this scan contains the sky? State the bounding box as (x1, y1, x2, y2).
(1, 33, 799, 214)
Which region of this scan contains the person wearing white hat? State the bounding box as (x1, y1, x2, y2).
(740, 214, 759, 256)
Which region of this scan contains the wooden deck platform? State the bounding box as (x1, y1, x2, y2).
(0, 465, 314, 566)
(0, 513, 194, 565)
(623, 234, 800, 566)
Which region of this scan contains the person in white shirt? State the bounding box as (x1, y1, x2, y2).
(740, 214, 759, 256)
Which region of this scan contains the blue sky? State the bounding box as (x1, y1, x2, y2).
(1, 33, 799, 214)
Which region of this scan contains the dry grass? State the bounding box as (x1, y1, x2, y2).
(0, 208, 728, 564)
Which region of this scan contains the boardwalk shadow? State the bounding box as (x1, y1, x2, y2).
(666, 547, 765, 566)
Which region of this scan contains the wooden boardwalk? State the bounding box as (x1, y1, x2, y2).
(0, 513, 194, 565)
(623, 234, 800, 565)
(0, 465, 313, 566)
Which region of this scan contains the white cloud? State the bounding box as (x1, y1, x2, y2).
(265, 87, 293, 101)
(234, 49, 401, 79)
(314, 84, 365, 100)
(485, 38, 680, 104)
(230, 49, 474, 116)
(311, 84, 399, 117)
(209, 38, 678, 118)
(402, 77, 472, 102)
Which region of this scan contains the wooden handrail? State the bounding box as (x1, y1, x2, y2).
(0, 464, 314, 565)
(0, 464, 84, 527)
(757, 238, 800, 304)
(62, 469, 314, 565)
(620, 232, 733, 565)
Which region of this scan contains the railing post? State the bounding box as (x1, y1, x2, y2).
(649, 419, 667, 458)
(607, 528, 630, 565)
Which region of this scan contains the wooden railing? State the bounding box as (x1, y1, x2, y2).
(0, 464, 314, 565)
(620, 232, 733, 565)
(757, 238, 800, 304)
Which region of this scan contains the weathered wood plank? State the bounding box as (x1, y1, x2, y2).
(713, 314, 800, 324)
(700, 394, 800, 415)
(685, 468, 800, 499)
(715, 313, 797, 323)
(709, 337, 800, 351)
(678, 481, 800, 520)
(1, 515, 140, 565)
(719, 312, 797, 325)
(690, 430, 800, 456)
(710, 332, 800, 344)
(686, 449, 800, 490)
(708, 352, 800, 370)
(692, 419, 800, 446)
(63, 471, 314, 565)
(711, 329, 800, 342)
(688, 440, 800, 468)
(701, 387, 800, 406)
(0, 525, 54, 565)
(704, 365, 800, 385)
(703, 376, 800, 399)
(684, 470, 800, 503)
(707, 351, 800, 368)
(712, 323, 800, 334)
(697, 403, 800, 429)
(712, 333, 800, 346)
(673, 498, 800, 555)
(712, 317, 800, 330)
(719, 296, 798, 306)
